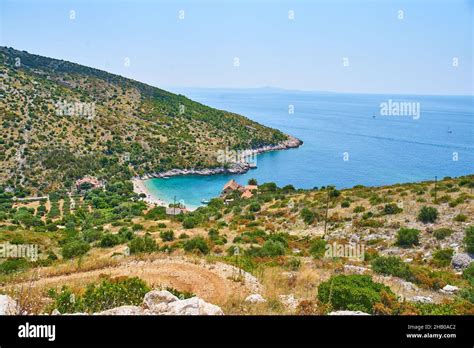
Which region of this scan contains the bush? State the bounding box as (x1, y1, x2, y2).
(432, 249, 454, 267)
(383, 203, 402, 215)
(418, 206, 438, 223)
(144, 206, 166, 220)
(183, 237, 209, 254)
(371, 256, 413, 281)
(248, 202, 261, 212)
(433, 228, 453, 240)
(160, 230, 175, 242)
(50, 277, 150, 313)
(182, 218, 196, 229)
(128, 235, 158, 254)
(462, 263, 474, 286)
(309, 238, 327, 259)
(61, 240, 90, 259)
(300, 208, 316, 225)
(465, 226, 474, 254)
(317, 274, 394, 314)
(99, 233, 122, 248)
(454, 214, 468, 222)
(259, 239, 286, 257)
(341, 200, 350, 208)
(0, 258, 30, 274)
(353, 206, 365, 213)
(396, 228, 420, 247)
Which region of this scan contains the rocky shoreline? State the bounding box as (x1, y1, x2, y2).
(135, 135, 303, 180)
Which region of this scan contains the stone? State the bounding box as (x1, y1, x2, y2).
(410, 296, 434, 304)
(0, 295, 18, 315)
(343, 265, 369, 274)
(328, 310, 370, 316)
(245, 294, 267, 304)
(95, 305, 145, 315)
(441, 285, 459, 294)
(451, 253, 473, 270)
(278, 294, 298, 311)
(143, 290, 179, 312)
(165, 297, 223, 315)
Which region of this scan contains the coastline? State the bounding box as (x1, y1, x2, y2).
(135, 135, 303, 181)
(132, 178, 167, 207)
(131, 135, 303, 209)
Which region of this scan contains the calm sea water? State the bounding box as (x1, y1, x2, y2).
(145, 88, 474, 209)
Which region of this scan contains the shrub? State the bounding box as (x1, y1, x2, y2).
(433, 228, 453, 240)
(353, 206, 365, 213)
(248, 202, 261, 212)
(432, 249, 454, 267)
(61, 240, 90, 259)
(341, 200, 350, 208)
(317, 274, 394, 314)
(50, 277, 150, 313)
(300, 208, 316, 225)
(417, 206, 438, 223)
(371, 256, 413, 281)
(462, 263, 474, 286)
(160, 230, 175, 242)
(99, 233, 122, 248)
(82, 229, 103, 243)
(144, 206, 166, 220)
(183, 237, 209, 254)
(465, 226, 474, 254)
(396, 228, 420, 247)
(128, 235, 158, 254)
(309, 238, 327, 259)
(454, 214, 468, 222)
(165, 287, 194, 300)
(383, 203, 402, 215)
(0, 258, 30, 274)
(182, 218, 196, 229)
(259, 239, 286, 257)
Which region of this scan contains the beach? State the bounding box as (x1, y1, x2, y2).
(132, 177, 167, 207)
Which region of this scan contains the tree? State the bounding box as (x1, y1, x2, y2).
(465, 225, 474, 254)
(396, 228, 420, 247)
(248, 178, 257, 185)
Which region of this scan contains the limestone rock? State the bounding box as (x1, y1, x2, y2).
(0, 295, 18, 315)
(245, 294, 267, 304)
(328, 310, 370, 316)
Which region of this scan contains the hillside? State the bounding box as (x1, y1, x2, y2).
(0, 175, 473, 315)
(0, 47, 298, 193)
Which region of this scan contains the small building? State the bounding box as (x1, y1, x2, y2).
(75, 176, 103, 190)
(166, 207, 187, 215)
(222, 179, 243, 195)
(241, 190, 253, 199)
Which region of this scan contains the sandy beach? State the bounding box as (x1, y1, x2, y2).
(132, 178, 167, 207)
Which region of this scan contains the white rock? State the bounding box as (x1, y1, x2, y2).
(245, 294, 267, 304)
(441, 285, 459, 294)
(51, 309, 61, 315)
(410, 296, 434, 304)
(95, 305, 145, 315)
(0, 295, 18, 315)
(278, 294, 298, 311)
(451, 253, 473, 270)
(143, 290, 179, 312)
(328, 310, 370, 316)
(166, 297, 223, 315)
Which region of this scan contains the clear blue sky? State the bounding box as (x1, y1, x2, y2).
(1, 0, 472, 95)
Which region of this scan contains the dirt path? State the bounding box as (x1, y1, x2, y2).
(7, 257, 261, 305)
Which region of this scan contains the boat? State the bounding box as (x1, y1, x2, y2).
(163, 176, 170, 179)
(201, 199, 210, 204)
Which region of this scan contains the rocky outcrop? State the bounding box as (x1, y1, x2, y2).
(0, 295, 18, 315)
(440, 285, 459, 294)
(451, 253, 473, 270)
(137, 135, 303, 180)
(410, 296, 434, 304)
(245, 294, 267, 304)
(54, 290, 224, 316)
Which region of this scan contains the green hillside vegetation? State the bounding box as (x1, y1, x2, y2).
(0, 46, 288, 193)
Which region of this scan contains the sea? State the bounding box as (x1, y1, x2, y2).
(143, 88, 474, 209)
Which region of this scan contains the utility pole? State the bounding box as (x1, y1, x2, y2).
(434, 176, 437, 203)
(324, 188, 329, 239)
(173, 195, 176, 219)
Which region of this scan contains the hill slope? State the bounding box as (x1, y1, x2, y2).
(0, 47, 299, 193)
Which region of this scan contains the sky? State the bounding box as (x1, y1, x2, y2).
(0, 0, 473, 95)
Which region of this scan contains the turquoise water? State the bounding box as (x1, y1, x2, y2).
(146, 89, 474, 209)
